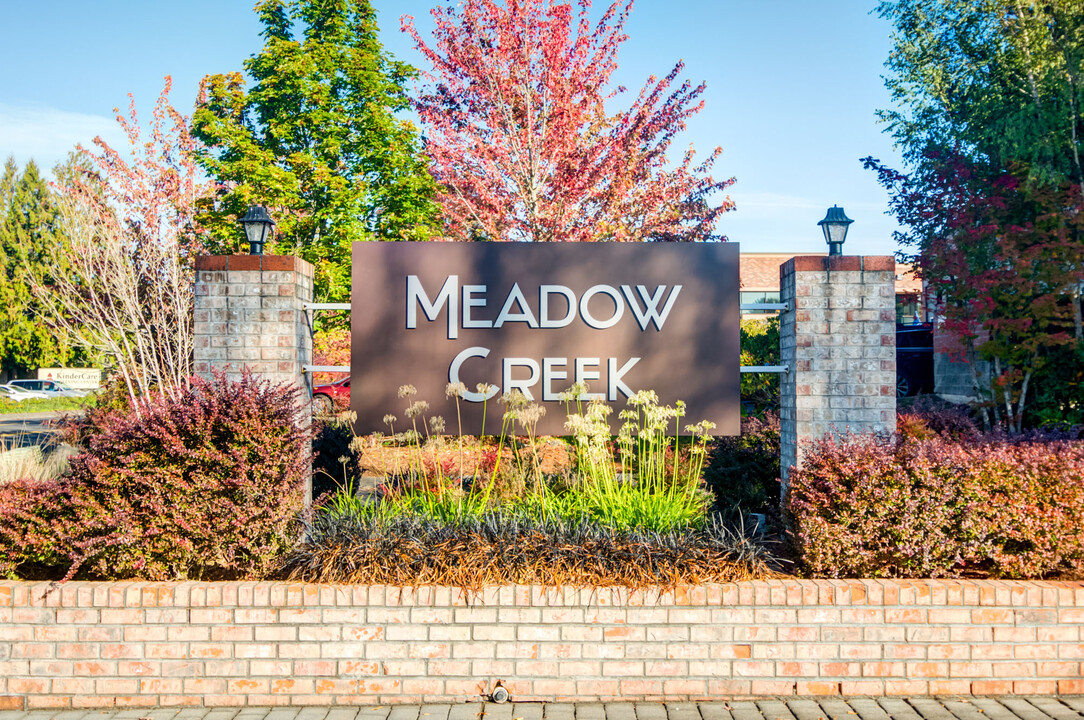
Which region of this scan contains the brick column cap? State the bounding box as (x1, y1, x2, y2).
(780, 255, 895, 280)
(195, 254, 314, 275)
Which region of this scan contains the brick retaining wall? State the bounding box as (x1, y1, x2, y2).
(0, 580, 1081, 708)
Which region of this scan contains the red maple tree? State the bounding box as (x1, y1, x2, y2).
(403, 0, 734, 242)
(866, 151, 1084, 432)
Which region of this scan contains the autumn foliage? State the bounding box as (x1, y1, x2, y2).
(404, 0, 734, 242)
(786, 416, 1084, 579)
(0, 373, 309, 581)
(866, 152, 1084, 431)
(39, 77, 212, 406)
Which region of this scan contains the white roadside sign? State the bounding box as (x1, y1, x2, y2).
(37, 368, 101, 390)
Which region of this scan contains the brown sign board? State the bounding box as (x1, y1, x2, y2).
(351, 242, 740, 436)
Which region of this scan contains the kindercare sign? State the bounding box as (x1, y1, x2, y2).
(351, 243, 739, 435)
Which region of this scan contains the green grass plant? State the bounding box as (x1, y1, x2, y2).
(0, 393, 95, 415)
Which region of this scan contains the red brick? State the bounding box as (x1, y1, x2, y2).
(112, 696, 157, 708)
(971, 680, 1014, 694)
(1013, 680, 1057, 693)
(1036, 661, 1077, 676)
(139, 678, 184, 694)
(928, 680, 971, 694)
(972, 608, 1013, 624)
(227, 678, 268, 694)
(0, 697, 22, 710)
(862, 662, 904, 678)
(1059, 679, 1084, 693)
(820, 662, 861, 677)
(620, 679, 664, 696)
(970, 644, 1012, 660)
(796, 681, 840, 695)
(750, 680, 794, 696)
(1013, 643, 1058, 659)
(839, 680, 882, 695)
(576, 679, 621, 698)
(195, 256, 229, 271)
(948, 661, 993, 678)
(885, 680, 927, 695)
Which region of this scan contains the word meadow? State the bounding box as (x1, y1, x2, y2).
(351, 242, 740, 435)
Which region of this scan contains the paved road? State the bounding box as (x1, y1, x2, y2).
(0, 411, 70, 449)
(0, 698, 1081, 720)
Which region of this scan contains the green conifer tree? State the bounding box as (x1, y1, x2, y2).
(0, 158, 73, 379)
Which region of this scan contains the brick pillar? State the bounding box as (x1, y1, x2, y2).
(780, 256, 896, 492)
(193, 254, 315, 505)
(193, 254, 314, 389)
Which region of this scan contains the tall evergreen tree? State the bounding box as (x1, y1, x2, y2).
(193, 0, 442, 304)
(0, 158, 73, 379)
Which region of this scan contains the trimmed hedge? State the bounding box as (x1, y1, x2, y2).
(0, 372, 309, 581)
(786, 417, 1084, 579)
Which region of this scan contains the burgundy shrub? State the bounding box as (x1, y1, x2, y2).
(786, 431, 1084, 579)
(0, 372, 310, 580)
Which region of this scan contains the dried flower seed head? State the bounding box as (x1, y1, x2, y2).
(383, 414, 397, 427)
(477, 382, 498, 397)
(627, 389, 659, 408)
(499, 389, 529, 409)
(445, 381, 468, 399)
(685, 420, 717, 439)
(348, 436, 367, 454)
(405, 400, 430, 418)
(430, 416, 447, 434)
(559, 381, 589, 402)
(516, 403, 546, 430)
(397, 384, 417, 398)
(335, 410, 358, 424)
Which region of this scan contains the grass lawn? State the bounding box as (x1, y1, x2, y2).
(0, 394, 95, 414)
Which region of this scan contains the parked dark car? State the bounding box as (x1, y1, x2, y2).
(896, 322, 934, 397)
(312, 377, 350, 414)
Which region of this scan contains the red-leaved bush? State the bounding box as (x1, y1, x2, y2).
(786, 419, 1084, 579)
(0, 372, 310, 581)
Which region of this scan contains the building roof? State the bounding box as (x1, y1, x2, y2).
(740, 252, 921, 296)
(740, 253, 824, 292)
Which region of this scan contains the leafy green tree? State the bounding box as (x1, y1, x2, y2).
(879, 0, 1084, 189)
(739, 316, 779, 415)
(193, 0, 442, 303)
(0, 158, 74, 379)
(873, 0, 1084, 429)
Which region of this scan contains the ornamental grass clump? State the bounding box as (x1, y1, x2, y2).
(558, 386, 715, 532)
(0, 372, 310, 581)
(283, 511, 773, 588)
(786, 417, 1084, 579)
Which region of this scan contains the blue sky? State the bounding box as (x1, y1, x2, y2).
(0, 0, 904, 256)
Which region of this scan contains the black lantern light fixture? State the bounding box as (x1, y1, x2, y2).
(817, 205, 853, 257)
(239, 205, 275, 255)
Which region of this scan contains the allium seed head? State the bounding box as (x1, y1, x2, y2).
(397, 384, 417, 398)
(405, 400, 430, 418)
(445, 381, 468, 399)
